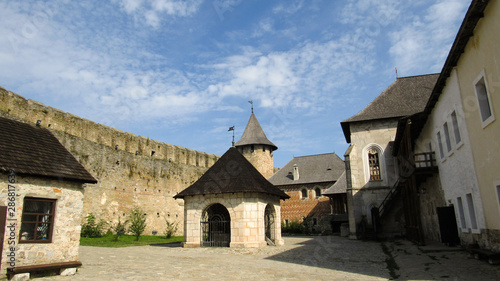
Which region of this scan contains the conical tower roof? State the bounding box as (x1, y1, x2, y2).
(173, 147, 289, 199)
(235, 113, 277, 151)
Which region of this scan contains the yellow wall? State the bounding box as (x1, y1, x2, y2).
(455, 0, 500, 229)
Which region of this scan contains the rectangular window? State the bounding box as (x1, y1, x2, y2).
(474, 75, 494, 124)
(20, 198, 56, 243)
(466, 193, 478, 230)
(451, 111, 461, 144)
(437, 132, 444, 159)
(443, 122, 452, 152)
(368, 151, 381, 181)
(457, 197, 467, 229)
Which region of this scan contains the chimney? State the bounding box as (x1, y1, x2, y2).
(293, 164, 299, 181)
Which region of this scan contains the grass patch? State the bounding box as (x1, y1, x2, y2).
(80, 234, 183, 247)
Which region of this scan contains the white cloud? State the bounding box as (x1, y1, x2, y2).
(115, 0, 203, 28)
(388, 0, 469, 74)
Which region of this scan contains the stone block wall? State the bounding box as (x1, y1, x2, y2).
(0, 174, 84, 269)
(238, 145, 274, 179)
(0, 88, 219, 168)
(0, 87, 219, 235)
(346, 119, 400, 238)
(182, 193, 283, 248)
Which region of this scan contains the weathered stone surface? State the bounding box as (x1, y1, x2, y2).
(0, 88, 219, 235)
(10, 273, 29, 281)
(0, 174, 83, 270)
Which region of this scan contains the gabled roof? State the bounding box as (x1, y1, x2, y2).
(0, 116, 97, 183)
(323, 171, 347, 195)
(341, 74, 439, 143)
(174, 147, 289, 199)
(268, 153, 345, 186)
(235, 113, 277, 151)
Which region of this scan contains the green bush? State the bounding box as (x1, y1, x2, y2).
(112, 217, 128, 242)
(81, 213, 107, 238)
(129, 207, 147, 241)
(281, 220, 303, 234)
(164, 219, 178, 239)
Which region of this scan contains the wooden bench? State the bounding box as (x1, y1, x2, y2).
(7, 261, 82, 279)
(470, 248, 500, 265)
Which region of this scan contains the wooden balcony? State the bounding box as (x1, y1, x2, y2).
(398, 152, 438, 179)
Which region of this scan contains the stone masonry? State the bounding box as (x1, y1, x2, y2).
(0, 174, 83, 270)
(0, 87, 219, 235)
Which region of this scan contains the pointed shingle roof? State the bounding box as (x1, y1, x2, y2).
(268, 153, 345, 186)
(235, 113, 277, 151)
(0, 116, 97, 183)
(341, 74, 439, 143)
(174, 147, 289, 199)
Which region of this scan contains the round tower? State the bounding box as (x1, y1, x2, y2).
(235, 113, 277, 179)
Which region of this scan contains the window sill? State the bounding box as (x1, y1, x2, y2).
(481, 115, 495, 129)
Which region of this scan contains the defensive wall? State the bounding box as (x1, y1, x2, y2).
(0, 87, 219, 235)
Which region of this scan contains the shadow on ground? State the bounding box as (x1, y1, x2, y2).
(149, 242, 183, 247)
(265, 236, 389, 279)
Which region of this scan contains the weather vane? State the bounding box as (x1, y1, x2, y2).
(228, 126, 235, 146)
(248, 100, 253, 113)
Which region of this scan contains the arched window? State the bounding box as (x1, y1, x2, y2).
(368, 148, 381, 181)
(314, 187, 321, 198)
(301, 189, 308, 199)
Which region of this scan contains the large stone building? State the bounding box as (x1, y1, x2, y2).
(174, 147, 289, 248)
(340, 73, 439, 239)
(0, 116, 96, 279)
(268, 153, 346, 232)
(393, 0, 499, 250)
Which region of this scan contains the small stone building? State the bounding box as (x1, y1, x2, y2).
(0, 117, 97, 279)
(268, 153, 346, 232)
(174, 147, 289, 248)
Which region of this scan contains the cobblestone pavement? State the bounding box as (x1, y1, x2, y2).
(41, 236, 500, 281)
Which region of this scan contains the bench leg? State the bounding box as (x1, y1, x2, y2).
(10, 273, 30, 281)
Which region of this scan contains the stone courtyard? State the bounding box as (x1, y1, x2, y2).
(40, 236, 500, 280)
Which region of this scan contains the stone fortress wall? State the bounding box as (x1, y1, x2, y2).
(0, 87, 219, 235)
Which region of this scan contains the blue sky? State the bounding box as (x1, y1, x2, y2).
(0, 0, 470, 168)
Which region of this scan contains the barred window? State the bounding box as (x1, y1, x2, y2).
(20, 198, 56, 243)
(368, 149, 381, 181)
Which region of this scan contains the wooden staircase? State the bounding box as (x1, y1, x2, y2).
(378, 178, 402, 218)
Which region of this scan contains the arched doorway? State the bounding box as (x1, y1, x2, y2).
(201, 203, 230, 247)
(264, 204, 276, 245)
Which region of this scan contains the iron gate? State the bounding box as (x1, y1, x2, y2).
(264, 205, 275, 245)
(201, 204, 230, 247)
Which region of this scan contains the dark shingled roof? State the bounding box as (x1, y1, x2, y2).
(0, 116, 97, 183)
(235, 113, 277, 151)
(268, 153, 345, 186)
(341, 74, 439, 143)
(174, 147, 289, 199)
(323, 171, 347, 195)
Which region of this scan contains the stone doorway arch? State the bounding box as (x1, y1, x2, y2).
(201, 203, 231, 247)
(264, 204, 276, 245)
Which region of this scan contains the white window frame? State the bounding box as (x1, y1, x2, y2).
(436, 131, 445, 160)
(473, 70, 495, 128)
(450, 110, 462, 147)
(443, 122, 452, 154)
(456, 197, 467, 231)
(495, 179, 500, 218)
(362, 144, 386, 184)
(466, 193, 479, 233)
